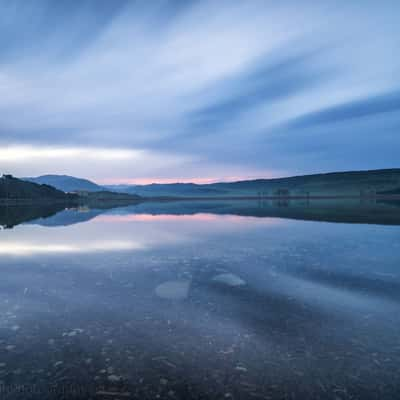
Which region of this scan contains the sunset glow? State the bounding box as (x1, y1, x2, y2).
(96, 173, 281, 186)
(93, 213, 284, 224)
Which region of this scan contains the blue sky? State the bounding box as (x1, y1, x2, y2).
(0, 0, 399, 183)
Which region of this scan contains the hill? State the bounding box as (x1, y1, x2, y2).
(107, 182, 224, 197)
(18, 169, 400, 199)
(0, 175, 76, 202)
(23, 175, 103, 193)
(106, 169, 400, 197)
(80, 191, 142, 204)
(0, 175, 141, 208)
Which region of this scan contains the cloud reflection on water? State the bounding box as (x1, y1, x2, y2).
(0, 211, 284, 258)
(0, 240, 143, 256)
(93, 213, 285, 224)
(0, 206, 399, 398)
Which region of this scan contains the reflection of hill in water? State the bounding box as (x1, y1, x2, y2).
(1, 199, 400, 228)
(110, 198, 400, 225)
(0, 200, 143, 228)
(28, 208, 104, 227)
(0, 203, 67, 229)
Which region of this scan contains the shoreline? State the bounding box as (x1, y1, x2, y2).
(0, 194, 400, 206)
(144, 194, 400, 201)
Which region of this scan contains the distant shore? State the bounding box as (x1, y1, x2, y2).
(1, 193, 400, 206)
(144, 194, 400, 201)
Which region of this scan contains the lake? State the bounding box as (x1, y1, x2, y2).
(0, 199, 399, 399)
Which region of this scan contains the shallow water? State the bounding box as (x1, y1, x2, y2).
(0, 200, 399, 399)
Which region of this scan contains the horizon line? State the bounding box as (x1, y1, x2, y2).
(12, 166, 400, 186)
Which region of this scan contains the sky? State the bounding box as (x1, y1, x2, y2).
(0, 0, 399, 184)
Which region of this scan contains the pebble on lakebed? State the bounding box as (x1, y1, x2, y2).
(53, 361, 63, 368)
(155, 280, 191, 300)
(212, 273, 246, 287)
(108, 374, 122, 382)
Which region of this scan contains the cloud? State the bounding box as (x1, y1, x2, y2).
(0, 144, 193, 181)
(0, 145, 143, 162)
(184, 50, 332, 135)
(290, 90, 400, 128)
(0, 0, 399, 180)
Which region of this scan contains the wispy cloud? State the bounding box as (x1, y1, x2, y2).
(0, 144, 192, 181)
(0, 0, 399, 180)
(0, 145, 143, 161)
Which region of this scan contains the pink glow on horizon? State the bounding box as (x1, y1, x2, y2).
(94, 213, 218, 222)
(95, 172, 284, 185)
(93, 213, 284, 224)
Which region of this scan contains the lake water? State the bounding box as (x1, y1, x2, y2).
(0, 200, 399, 399)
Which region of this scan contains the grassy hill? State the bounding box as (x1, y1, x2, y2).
(108, 169, 400, 197)
(17, 169, 400, 199)
(0, 175, 76, 202)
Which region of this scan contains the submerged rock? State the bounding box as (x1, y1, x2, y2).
(53, 361, 63, 368)
(212, 273, 246, 287)
(108, 374, 122, 382)
(155, 280, 191, 300)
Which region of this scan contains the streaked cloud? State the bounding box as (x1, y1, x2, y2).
(289, 90, 400, 128)
(0, 145, 192, 181)
(0, 0, 399, 180)
(0, 145, 143, 162)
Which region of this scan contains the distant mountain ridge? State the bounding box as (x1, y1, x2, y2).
(0, 174, 76, 201)
(1, 175, 141, 205)
(22, 168, 400, 198)
(23, 174, 104, 192)
(106, 168, 400, 197)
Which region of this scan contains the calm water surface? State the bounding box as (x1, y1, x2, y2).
(0, 201, 399, 399)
